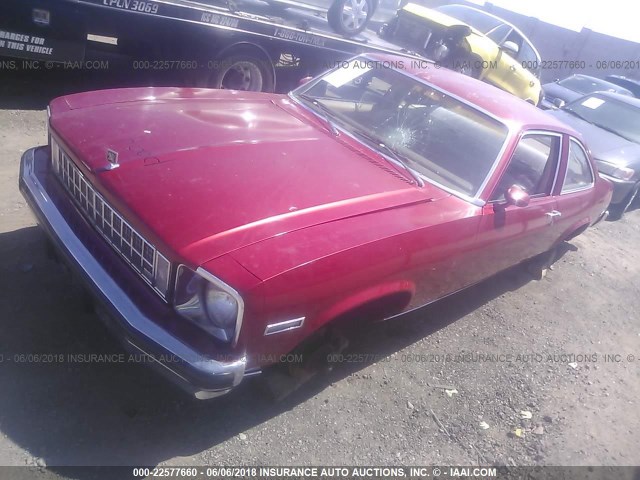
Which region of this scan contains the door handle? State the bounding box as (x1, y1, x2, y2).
(545, 210, 562, 224)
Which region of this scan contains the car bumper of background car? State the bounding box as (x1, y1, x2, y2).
(19, 147, 247, 400)
(598, 172, 636, 205)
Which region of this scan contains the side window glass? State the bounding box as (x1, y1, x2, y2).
(562, 140, 594, 193)
(487, 24, 512, 44)
(491, 134, 561, 202)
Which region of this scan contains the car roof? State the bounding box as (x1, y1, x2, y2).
(367, 53, 574, 134)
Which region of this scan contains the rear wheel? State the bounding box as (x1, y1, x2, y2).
(327, 0, 373, 36)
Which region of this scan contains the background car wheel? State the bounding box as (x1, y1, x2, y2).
(209, 53, 275, 92)
(609, 182, 639, 220)
(327, 0, 373, 36)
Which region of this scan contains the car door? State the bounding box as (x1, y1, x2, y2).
(474, 131, 564, 277)
(494, 31, 535, 98)
(550, 137, 597, 237)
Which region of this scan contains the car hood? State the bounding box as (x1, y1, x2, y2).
(50, 87, 444, 266)
(542, 83, 582, 104)
(549, 109, 640, 168)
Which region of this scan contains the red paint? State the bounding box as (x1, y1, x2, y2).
(47, 57, 612, 369)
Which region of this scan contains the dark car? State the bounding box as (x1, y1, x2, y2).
(605, 75, 640, 98)
(541, 74, 632, 110)
(549, 92, 640, 218)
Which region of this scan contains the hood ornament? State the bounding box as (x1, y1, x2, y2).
(99, 148, 120, 171)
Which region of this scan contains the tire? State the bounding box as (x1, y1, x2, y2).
(209, 52, 275, 92)
(609, 182, 639, 220)
(327, 0, 374, 36)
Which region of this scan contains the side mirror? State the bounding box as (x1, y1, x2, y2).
(505, 184, 530, 207)
(501, 40, 519, 57)
(298, 76, 313, 87)
(553, 98, 566, 109)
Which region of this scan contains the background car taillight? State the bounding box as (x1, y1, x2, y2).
(174, 265, 244, 345)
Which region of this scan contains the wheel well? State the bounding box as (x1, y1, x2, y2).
(288, 291, 413, 359)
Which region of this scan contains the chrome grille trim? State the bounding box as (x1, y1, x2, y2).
(51, 140, 171, 300)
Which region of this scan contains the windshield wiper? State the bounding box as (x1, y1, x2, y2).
(296, 93, 339, 136)
(351, 129, 424, 187)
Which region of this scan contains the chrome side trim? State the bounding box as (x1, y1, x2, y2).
(264, 316, 306, 336)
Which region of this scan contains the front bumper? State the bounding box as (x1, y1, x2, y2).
(598, 172, 636, 205)
(19, 147, 246, 399)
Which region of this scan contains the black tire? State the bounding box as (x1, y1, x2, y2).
(608, 182, 639, 220)
(209, 52, 275, 92)
(327, 0, 374, 36)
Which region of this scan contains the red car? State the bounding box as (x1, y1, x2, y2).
(20, 54, 611, 399)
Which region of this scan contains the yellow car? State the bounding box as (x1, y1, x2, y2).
(380, 3, 542, 105)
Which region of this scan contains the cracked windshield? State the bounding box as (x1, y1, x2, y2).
(296, 58, 509, 196)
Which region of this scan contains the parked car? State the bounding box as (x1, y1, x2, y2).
(604, 75, 640, 98)
(540, 74, 632, 110)
(20, 54, 611, 399)
(378, 3, 542, 104)
(549, 92, 640, 218)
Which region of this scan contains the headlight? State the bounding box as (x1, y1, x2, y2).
(597, 161, 635, 181)
(174, 265, 244, 344)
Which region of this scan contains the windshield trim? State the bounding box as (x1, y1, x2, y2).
(289, 56, 515, 206)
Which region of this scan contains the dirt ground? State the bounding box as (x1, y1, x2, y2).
(0, 70, 639, 473)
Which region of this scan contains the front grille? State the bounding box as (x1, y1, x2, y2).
(50, 139, 171, 300)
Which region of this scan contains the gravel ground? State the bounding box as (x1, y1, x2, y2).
(0, 71, 639, 473)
